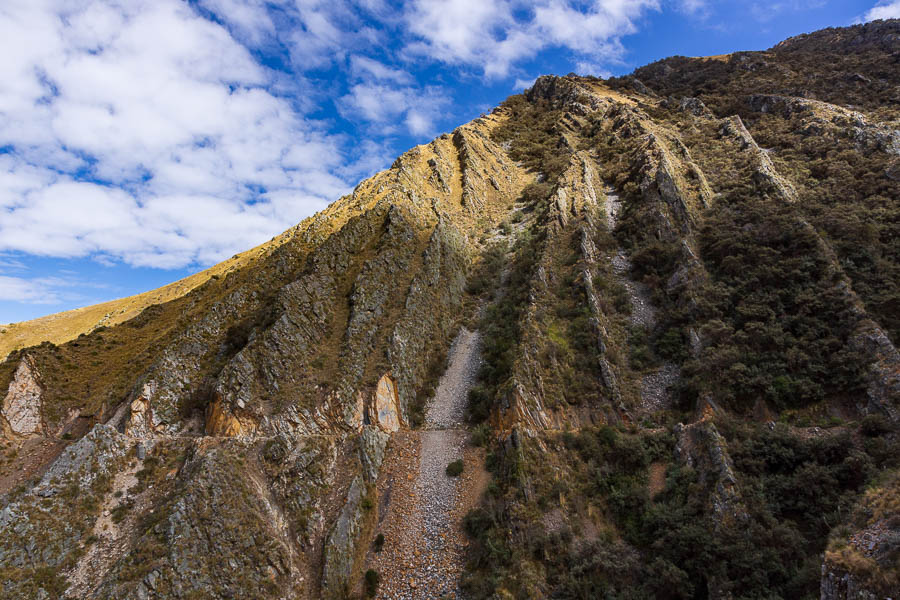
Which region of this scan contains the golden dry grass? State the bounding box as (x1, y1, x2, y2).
(693, 53, 732, 62)
(0, 206, 341, 361)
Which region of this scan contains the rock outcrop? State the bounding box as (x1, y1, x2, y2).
(851, 322, 900, 423)
(0, 425, 129, 598)
(720, 115, 798, 202)
(1, 355, 43, 437)
(674, 419, 746, 527)
(321, 476, 371, 598)
(372, 374, 402, 433)
(822, 471, 900, 600)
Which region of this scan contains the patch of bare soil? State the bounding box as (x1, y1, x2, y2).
(648, 461, 667, 499)
(0, 436, 69, 495)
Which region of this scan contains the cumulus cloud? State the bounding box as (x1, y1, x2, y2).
(0, 0, 351, 270)
(196, 0, 276, 45)
(513, 77, 537, 90)
(339, 54, 451, 137)
(339, 82, 450, 136)
(402, 0, 660, 77)
(676, 0, 707, 14)
(350, 55, 415, 84)
(864, 1, 900, 20)
(0, 274, 95, 304)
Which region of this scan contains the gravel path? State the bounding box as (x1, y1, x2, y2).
(612, 250, 658, 329)
(607, 190, 658, 329)
(427, 328, 482, 429)
(639, 363, 681, 412)
(367, 328, 483, 599)
(605, 187, 678, 412)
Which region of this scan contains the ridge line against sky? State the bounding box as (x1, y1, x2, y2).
(0, 0, 895, 323)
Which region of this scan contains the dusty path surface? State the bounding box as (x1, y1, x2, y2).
(426, 329, 482, 430)
(605, 187, 680, 412)
(366, 328, 484, 599)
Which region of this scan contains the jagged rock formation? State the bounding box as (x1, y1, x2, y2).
(674, 418, 746, 527)
(1, 20, 899, 600)
(0, 425, 130, 597)
(822, 471, 900, 599)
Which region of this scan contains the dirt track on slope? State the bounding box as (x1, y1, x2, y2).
(365, 328, 486, 599)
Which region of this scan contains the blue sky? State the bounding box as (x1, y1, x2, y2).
(0, 0, 895, 323)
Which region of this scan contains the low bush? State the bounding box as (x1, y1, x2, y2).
(446, 460, 464, 477)
(364, 569, 380, 597)
(471, 423, 491, 447)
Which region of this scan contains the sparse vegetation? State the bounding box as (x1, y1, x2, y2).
(470, 423, 491, 447)
(364, 569, 380, 597)
(446, 460, 464, 477)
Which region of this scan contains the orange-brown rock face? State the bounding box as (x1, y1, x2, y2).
(373, 374, 402, 433)
(123, 382, 159, 438)
(205, 397, 257, 437)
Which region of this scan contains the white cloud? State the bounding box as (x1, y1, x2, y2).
(197, 0, 276, 45)
(675, 0, 708, 15)
(350, 55, 415, 84)
(574, 61, 613, 78)
(0, 0, 352, 270)
(285, 0, 385, 70)
(749, 1, 827, 23)
(0, 274, 90, 304)
(338, 82, 450, 137)
(513, 77, 537, 90)
(402, 0, 661, 77)
(336, 140, 397, 181)
(864, 1, 900, 20)
(0, 256, 27, 272)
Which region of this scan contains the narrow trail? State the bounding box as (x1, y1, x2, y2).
(604, 187, 680, 413)
(367, 328, 486, 599)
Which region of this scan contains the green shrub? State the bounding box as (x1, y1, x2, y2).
(364, 569, 380, 597)
(656, 327, 687, 362)
(679, 196, 871, 412)
(446, 460, 464, 477)
(492, 95, 572, 182)
(373, 533, 385, 552)
(630, 241, 680, 282)
(520, 182, 554, 204)
(471, 423, 491, 447)
(860, 414, 893, 437)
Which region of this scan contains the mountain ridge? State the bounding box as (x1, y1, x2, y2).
(1, 20, 899, 600)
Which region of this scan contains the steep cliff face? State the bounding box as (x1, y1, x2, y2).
(1, 20, 899, 600)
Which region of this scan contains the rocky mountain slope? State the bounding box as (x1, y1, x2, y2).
(2, 19, 899, 600)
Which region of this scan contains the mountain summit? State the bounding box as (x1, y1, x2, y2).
(1, 20, 899, 600)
